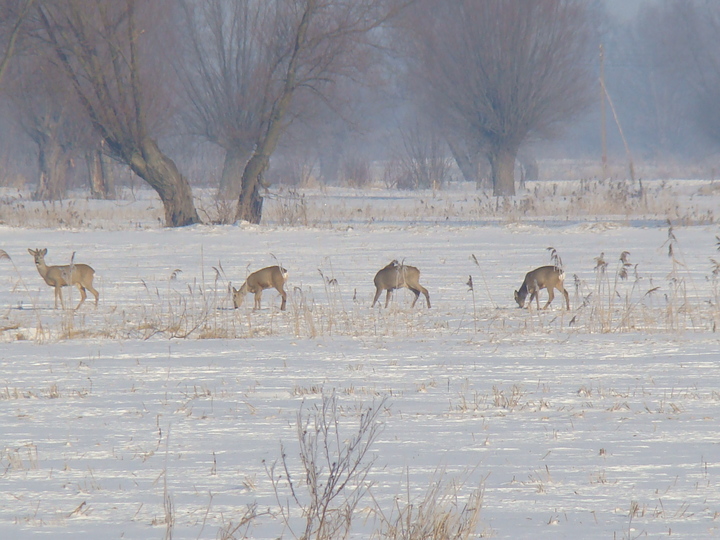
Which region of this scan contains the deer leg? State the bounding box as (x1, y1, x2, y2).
(87, 284, 100, 306)
(543, 288, 555, 309)
(420, 286, 431, 308)
(254, 290, 262, 310)
(530, 290, 539, 310)
(372, 288, 382, 307)
(384, 289, 392, 308)
(410, 288, 420, 308)
(55, 287, 64, 309)
(560, 286, 570, 310)
(277, 286, 287, 311)
(76, 284, 87, 309)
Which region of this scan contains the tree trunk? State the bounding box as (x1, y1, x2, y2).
(234, 77, 293, 224)
(235, 1, 313, 224)
(446, 137, 478, 185)
(236, 153, 267, 224)
(87, 149, 115, 199)
(488, 144, 518, 196)
(447, 136, 491, 189)
(218, 146, 250, 200)
(129, 138, 200, 227)
(33, 135, 68, 201)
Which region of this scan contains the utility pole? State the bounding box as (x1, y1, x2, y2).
(600, 44, 608, 179)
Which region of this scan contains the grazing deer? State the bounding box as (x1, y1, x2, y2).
(372, 260, 431, 308)
(514, 265, 570, 310)
(233, 265, 288, 311)
(28, 248, 99, 309)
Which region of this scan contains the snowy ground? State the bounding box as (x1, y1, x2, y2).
(0, 181, 719, 539)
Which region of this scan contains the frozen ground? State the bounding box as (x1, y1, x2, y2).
(0, 181, 719, 539)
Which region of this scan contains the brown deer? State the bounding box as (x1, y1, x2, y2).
(28, 248, 99, 309)
(233, 265, 288, 310)
(514, 265, 570, 310)
(372, 260, 431, 308)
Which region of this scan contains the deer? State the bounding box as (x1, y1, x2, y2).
(233, 265, 288, 311)
(514, 265, 570, 310)
(28, 248, 99, 309)
(372, 260, 431, 308)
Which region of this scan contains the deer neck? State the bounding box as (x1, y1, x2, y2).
(36, 261, 50, 278)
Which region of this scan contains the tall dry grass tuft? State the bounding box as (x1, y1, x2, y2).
(262, 392, 485, 539)
(134, 262, 243, 340)
(216, 503, 260, 540)
(162, 427, 174, 540)
(372, 470, 485, 540)
(662, 224, 697, 331)
(570, 225, 720, 333)
(266, 188, 311, 226)
(289, 285, 319, 338)
(266, 391, 386, 540)
(196, 196, 237, 225)
(0, 249, 48, 341)
(318, 266, 345, 335)
(710, 236, 720, 331)
(580, 250, 659, 333)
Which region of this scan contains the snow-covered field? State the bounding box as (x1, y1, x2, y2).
(1, 181, 719, 539)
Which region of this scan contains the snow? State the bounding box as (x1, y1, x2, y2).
(0, 181, 719, 538)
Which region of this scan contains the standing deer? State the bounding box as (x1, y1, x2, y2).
(372, 260, 431, 308)
(28, 248, 99, 309)
(514, 265, 570, 310)
(233, 265, 288, 311)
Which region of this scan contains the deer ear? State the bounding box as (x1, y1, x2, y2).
(41, 248, 47, 255)
(28, 249, 34, 255)
(513, 290, 519, 299)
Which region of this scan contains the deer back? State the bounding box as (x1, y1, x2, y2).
(525, 266, 564, 292)
(243, 266, 288, 292)
(374, 261, 420, 290)
(48, 264, 95, 287)
(29, 248, 95, 287)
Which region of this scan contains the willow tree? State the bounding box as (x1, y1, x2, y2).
(37, 0, 200, 226)
(178, 1, 271, 201)
(404, 0, 594, 196)
(0, 0, 36, 87)
(11, 57, 85, 200)
(179, 0, 410, 224)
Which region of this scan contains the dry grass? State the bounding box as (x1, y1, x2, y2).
(1, 159, 719, 229)
(372, 470, 486, 540)
(7, 239, 719, 343)
(255, 178, 718, 226)
(2, 176, 720, 342)
(260, 391, 485, 539)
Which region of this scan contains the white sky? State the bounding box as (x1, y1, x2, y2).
(606, 0, 649, 20)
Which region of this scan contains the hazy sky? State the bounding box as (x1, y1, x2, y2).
(606, 0, 652, 20)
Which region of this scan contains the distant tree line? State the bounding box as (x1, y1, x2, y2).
(0, 0, 718, 226)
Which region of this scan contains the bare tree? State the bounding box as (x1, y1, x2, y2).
(402, 0, 594, 196)
(5, 52, 88, 200)
(189, 0, 408, 224)
(288, 70, 390, 188)
(178, 1, 273, 201)
(267, 392, 386, 539)
(0, 0, 36, 87)
(37, 0, 200, 226)
(392, 115, 451, 190)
